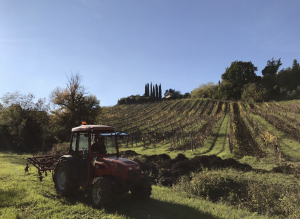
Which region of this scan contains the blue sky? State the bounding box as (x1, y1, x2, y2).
(1, 0, 299, 106)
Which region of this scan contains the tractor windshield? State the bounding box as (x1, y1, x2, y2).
(102, 135, 117, 154)
(91, 133, 117, 155)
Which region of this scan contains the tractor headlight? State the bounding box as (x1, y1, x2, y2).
(128, 166, 133, 170)
(135, 166, 140, 170)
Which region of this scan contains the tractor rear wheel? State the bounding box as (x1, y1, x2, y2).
(53, 159, 76, 196)
(91, 177, 114, 208)
(130, 175, 152, 199)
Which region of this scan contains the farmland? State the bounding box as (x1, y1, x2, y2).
(98, 98, 300, 218)
(100, 98, 300, 163)
(0, 152, 271, 219)
(1, 98, 300, 218)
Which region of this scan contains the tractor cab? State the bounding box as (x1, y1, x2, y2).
(67, 124, 133, 185)
(70, 124, 118, 157)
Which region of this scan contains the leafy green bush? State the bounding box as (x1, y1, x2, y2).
(174, 171, 300, 218)
(241, 83, 269, 102)
(48, 142, 69, 155)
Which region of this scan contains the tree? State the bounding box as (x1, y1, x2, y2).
(262, 58, 282, 76)
(292, 59, 300, 71)
(275, 59, 300, 97)
(241, 83, 269, 102)
(155, 84, 158, 99)
(0, 91, 50, 152)
(159, 84, 162, 100)
(221, 61, 260, 100)
(152, 85, 155, 98)
(183, 92, 191, 98)
(191, 82, 216, 98)
(144, 83, 149, 97)
(50, 73, 100, 141)
(291, 59, 300, 89)
(150, 82, 152, 98)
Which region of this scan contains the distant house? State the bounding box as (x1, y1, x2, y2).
(129, 95, 136, 99)
(165, 93, 175, 99)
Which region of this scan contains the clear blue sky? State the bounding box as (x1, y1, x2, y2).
(1, 0, 299, 106)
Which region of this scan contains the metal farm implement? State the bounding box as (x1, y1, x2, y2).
(27, 155, 61, 180)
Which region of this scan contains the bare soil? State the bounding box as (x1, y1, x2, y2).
(120, 150, 254, 186)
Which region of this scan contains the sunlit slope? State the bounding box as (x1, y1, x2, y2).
(100, 99, 300, 162)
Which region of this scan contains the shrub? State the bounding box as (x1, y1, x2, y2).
(48, 142, 69, 155)
(241, 83, 269, 102)
(174, 171, 300, 217)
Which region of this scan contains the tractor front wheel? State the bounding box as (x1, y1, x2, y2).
(91, 177, 114, 208)
(130, 176, 152, 199)
(53, 159, 76, 196)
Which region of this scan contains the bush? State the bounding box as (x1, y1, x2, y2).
(241, 83, 269, 102)
(48, 142, 69, 155)
(174, 171, 300, 217)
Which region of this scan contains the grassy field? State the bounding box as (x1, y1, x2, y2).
(2, 99, 300, 218)
(0, 151, 273, 219)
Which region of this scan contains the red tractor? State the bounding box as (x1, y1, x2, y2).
(27, 124, 151, 208)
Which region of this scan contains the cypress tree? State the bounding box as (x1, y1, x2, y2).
(150, 82, 152, 98)
(156, 84, 158, 99)
(146, 83, 149, 97)
(153, 85, 155, 98)
(159, 84, 162, 99)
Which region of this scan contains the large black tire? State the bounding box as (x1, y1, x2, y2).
(53, 159, 77, 196)
(130, 176, 152, 199)
(91, 177, 114, 208)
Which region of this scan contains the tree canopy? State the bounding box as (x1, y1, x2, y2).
(191, 82, 216, 98)
(50, 73, 100, 140)
(222, 61, 260, 85)
(221, 61, 260, 100)
(0, 91, 49, 152)
(262, 58, 282, 76)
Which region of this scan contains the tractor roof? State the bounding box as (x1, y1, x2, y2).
(72, 125, 115, 132)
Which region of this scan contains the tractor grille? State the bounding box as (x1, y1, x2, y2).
(128, 170, 141, 177)
(116, 164, 124, 176)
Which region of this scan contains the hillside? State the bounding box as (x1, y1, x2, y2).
(96, 98, 300, 218)
(99, 98, 300, 166)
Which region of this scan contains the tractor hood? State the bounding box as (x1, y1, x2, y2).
(103, 156, 139, 166)
(101, 156, 141, 179)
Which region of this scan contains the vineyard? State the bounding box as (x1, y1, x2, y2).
(97, 99, 300, 217)
(99, 98, 300, 163)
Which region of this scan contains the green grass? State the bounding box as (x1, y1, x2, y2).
(174, 169, 300, 218)
(200, 110, 232, 158)
(250, 113, 300, 161)
(276, 99, 300, 104)
(0, 151, 273, 219)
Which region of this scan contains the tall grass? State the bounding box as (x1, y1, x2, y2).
(174, 169, 300, 218)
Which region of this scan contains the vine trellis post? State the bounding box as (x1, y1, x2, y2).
(190, 132, 193, 151)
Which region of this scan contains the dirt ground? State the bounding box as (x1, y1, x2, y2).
(119, 150, 255, 186)
(120, 150, 300, 187)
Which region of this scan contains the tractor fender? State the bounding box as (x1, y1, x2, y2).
(94, 161, 112, 177)
(59, 155, 81, 182)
